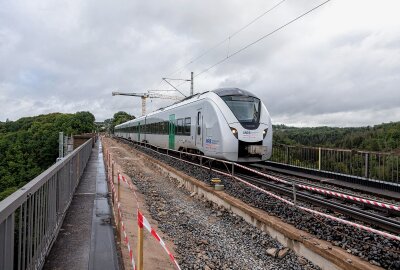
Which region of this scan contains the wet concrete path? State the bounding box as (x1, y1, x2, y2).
(44, 141, 119, 270)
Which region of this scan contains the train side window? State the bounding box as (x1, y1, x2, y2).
(184, 117, 191, 135)
(177, 119, 183, 135)
(197, 112, 201, 135)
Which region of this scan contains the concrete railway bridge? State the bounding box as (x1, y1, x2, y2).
(1, 136, 399, 270)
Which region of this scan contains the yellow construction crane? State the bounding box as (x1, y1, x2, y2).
(112, 91, 183, 116)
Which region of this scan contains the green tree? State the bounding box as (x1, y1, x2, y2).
(105, 111, 135, 133)
(0, 112, 96, 201)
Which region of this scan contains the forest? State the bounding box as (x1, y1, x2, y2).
(273, 122, 400, 152)
(0, 112, 95, 201)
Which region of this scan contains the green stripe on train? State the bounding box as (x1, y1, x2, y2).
(169, 114, 175, 149)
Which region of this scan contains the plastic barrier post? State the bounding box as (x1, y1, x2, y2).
(113, 169, 119, 239)
(111, 162, 115, 205)
(117, 171, 121, 243)
(138, 212, 144, 270)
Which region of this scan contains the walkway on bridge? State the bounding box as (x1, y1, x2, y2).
(43, 141, 119, 270)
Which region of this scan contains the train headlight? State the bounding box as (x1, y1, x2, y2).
(263, 128, 268, 139)
(230, 127, 238, 139)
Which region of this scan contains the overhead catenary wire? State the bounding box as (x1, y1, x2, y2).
(167, 0, 288, 77)
(194, 0, 332, 79)
(171, 0, 331, 91)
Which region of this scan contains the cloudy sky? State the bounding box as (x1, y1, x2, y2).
(1, 0, 399, 126)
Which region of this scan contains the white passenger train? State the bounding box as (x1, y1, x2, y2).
(114, 88, 272, 162)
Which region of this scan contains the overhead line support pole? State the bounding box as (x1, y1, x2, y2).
(190, 71, 194, 96)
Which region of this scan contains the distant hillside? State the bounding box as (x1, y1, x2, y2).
(0, 112, 95, 200)
(273, 122, 400, 152)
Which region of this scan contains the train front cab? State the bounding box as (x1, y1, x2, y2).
(211, 88, 272, 163)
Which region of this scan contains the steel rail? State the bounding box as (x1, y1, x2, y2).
(235, 173, 400, 235)
(248, 164, 400, 213)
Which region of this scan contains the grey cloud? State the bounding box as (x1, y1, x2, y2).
(0, 0, 399, 126)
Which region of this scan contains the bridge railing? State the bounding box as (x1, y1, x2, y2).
(271, 143, 400, 184)
(0, 139, 93, 270)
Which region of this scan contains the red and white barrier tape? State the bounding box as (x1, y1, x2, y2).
(137, 210, 181, 270)
(117, 172, 179, 267)
(298, 205, 400, 241)
(140, 148, 400, 241)
(230, 174, 400, 241)
(109, 175, 137, 270)
(118, 173, 140, 209)
(235, 163, 290, 184)
(121, 214, 136, 270)
(235, 163, 400, 212)
(296, 184, 400, 211)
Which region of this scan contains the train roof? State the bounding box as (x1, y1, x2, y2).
(213, 88, 256, 98)
(115, 88, 257, 128)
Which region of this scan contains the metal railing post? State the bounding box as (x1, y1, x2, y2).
(0, 213, 15, 269)
(285, 146, 289, 164)
(365, 153, 370, 179)
(318, 147, 321, 171)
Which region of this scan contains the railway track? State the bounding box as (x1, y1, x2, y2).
(115, 137, 400, 268)
(234, 171, 400, 235)
(249, 164, 400, 211)
(263, 161, 400, 194)
(116, 137, 400, 235)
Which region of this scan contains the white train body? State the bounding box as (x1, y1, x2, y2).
(114, 88, 273, 162)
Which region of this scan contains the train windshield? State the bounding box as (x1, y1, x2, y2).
(221, 95, 261, 123)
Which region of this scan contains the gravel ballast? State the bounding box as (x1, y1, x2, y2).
(108, 138, 319, 270)
(123, 140, 400, 270)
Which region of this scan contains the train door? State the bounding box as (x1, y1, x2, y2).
(195, 110, 203, 147)
(168, 114, 175, 149)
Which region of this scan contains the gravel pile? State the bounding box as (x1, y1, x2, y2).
(128, 142, 400, 270)
(123, 151, 319, 269)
